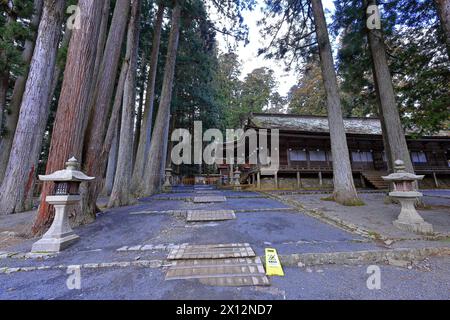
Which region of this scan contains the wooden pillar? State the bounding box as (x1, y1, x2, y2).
(360, 173, 366, 188)
(257, 172, 261, 189)
(275, 172, 279, 189)
(433, 172, 439, 188)
(318, 171, 323, 186)
(229, 164, 234, 183)
(296, 171, 301, 189)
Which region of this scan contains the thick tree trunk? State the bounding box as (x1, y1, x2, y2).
(84, 0, 111, 136)
(101, 58, 129, 180)
(138, 3, 181, 197)
(365, 0, 414, 174)
(133, 53, 147, 165)
(97, 56, 129, 200)
(311, 0, 360, 205)
(0, 73, 8, 137)
(49, 25, 72, 107)
(162, 113, 175, 183)
(31, 0, 104, 234)
(0, 0, 66, 215)
(102, 118, 120, 196)
(160, 113, 171, 185)
(371, 63, 393, 174)
(435, 0, 450, 58)
(92, 0, 111, 88)
(0, 7, 14, 143)
(79, 0, 131, 223)
(0, 0, 44, 184)
(108, 0, 141, 208)
(131, 4, 165, 192)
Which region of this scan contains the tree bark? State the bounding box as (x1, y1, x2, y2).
(49, 24, 73, 107)
(0, 73, 8, 137)
(131, 4, 165, 192)
(0, 0, 66, 215)
(133, 53, 147, 165)
(0, 4, 14, 145)
(371, 63, 392, 173)
(435, 0, 450, 58)
(79, 0, 131, 224)
(102, 118, 120, 196)
(365, 0, 414, 174)
(97, 55, 129, 200)
(0, 0, 44, 184)
(92, 0, 111, 89)
(310, 0, 360, 205)
(84, 0, 111, 136)
(31, 0, 104, 234)
(108, 0, 141, 208)
(138, 3, 181, 197)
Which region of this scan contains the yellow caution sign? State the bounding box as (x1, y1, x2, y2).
(265, 248, 285, 276)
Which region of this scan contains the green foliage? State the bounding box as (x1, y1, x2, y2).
(239, 67, 279, 119)
(215, 57, 285, 128)
(333, 0, 450, 135)
(214, 52, 242, 129)
(288, 60, 327, 116)
(172, 0, 223, 130)
(0, 0, 34, 77)
(258, 0, 316, 70)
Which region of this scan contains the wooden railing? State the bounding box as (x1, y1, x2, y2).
(248, 163, 450, 173)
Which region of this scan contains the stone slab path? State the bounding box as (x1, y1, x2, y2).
(166, 243, 256, 260)
(186, 210, 236, 222)
(193, 196, 227, 203)
(1, 185, 449, 299)
(165, 243, 269, 286)
(165, 257, 269, 286)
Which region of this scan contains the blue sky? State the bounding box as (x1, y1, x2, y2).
(217, 0, 336, 96)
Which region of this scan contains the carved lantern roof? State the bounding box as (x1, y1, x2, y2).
(382, 160, 424, 182)
(38, 157, 95, 182)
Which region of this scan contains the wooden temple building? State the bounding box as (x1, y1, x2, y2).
(219, 113, 450, 190)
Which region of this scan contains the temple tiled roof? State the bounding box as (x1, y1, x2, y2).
(247, 113, 450, 137)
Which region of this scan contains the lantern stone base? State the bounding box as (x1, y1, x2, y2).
(31, 233, 79, 253)
(31, 195, 80, 253)
(393, 220, 433, 235)
(163, 169, 172, 192)
(389, 192, 434, 235)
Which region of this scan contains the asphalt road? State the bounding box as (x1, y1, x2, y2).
(1, 186, 449, 300)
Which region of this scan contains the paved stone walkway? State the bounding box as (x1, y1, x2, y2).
(0, 186, 449, 299)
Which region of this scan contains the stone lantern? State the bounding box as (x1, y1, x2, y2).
(382, 160, 433, 234)
(233, 168, 241, 191)
(31, 157, 95, 253)
(163, 167, 173, 192)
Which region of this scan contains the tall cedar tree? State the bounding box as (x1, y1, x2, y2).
(108, 0, 142, 208)
(0, 0, 66, 215)
(132, 4, 165, 192)
(138, 1, 182, 196)
(364, 0, 414, 174)
(310, 0, 360, 205)
(32, 0, 104, 234)
(0, 0, 42, 183)
(78, 0, 131, 225)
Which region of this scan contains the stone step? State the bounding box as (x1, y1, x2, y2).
(192, 196, 227, 203)
(362, 171, 390, 190)
(167, 243, 255, 260)
(165, 257, 269, 286)
(186, 210, 236, 222)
